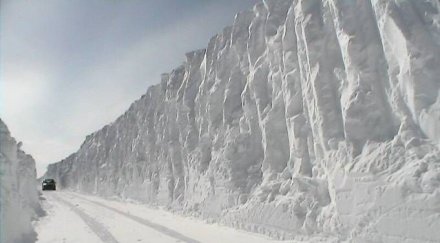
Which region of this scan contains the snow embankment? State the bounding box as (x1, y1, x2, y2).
(45, 0, 440, 241)
(0, 119, 41, 243)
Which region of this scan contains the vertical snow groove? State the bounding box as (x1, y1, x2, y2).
(328, 0, 398, 154)
(371, 0, 440, 144)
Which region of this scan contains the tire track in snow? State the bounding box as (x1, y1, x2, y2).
(50, 193, 119, 243)
(68, 193, 200, 243)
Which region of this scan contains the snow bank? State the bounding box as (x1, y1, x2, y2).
(45, 0, 440, 241)
(0, 119, 41, 243)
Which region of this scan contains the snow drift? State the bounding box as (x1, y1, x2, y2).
(46, 0, 440, 241)
(0, 119, 41, 243)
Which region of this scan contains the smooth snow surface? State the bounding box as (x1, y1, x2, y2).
(0, 119, 41, 243)
(45, 0, 440, 242)
(35, 191, 290, 243)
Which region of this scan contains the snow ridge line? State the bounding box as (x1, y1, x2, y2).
(51, 193, 119, 243)
(70, 193, 201, 243)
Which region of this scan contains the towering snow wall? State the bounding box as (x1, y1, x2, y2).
(46, 0, 440, 241)
(0, 119, 41, 243)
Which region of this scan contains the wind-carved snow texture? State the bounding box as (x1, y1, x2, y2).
(46, 0, 440, 241)
(0, 119, 41, 243)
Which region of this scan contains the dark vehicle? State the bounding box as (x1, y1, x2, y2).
(42, 179, 56, 190)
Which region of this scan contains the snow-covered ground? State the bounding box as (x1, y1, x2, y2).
(35, 190, 297, 243)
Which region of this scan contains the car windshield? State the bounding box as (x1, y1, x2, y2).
(44, 180, 54, 183)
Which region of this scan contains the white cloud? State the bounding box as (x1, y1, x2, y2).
(1, 68, 50, 114)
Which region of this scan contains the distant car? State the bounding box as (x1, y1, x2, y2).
(42, 179, 56, 191)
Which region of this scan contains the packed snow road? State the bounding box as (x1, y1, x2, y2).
(34, 191, 285, 243)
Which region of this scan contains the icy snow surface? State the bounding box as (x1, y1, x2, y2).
(35, 191, 289, 243)
(45, 0, 440, 241)
(0, 119, 41, 243)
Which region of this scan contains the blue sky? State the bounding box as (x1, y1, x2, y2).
(0, 0, 257, 176)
